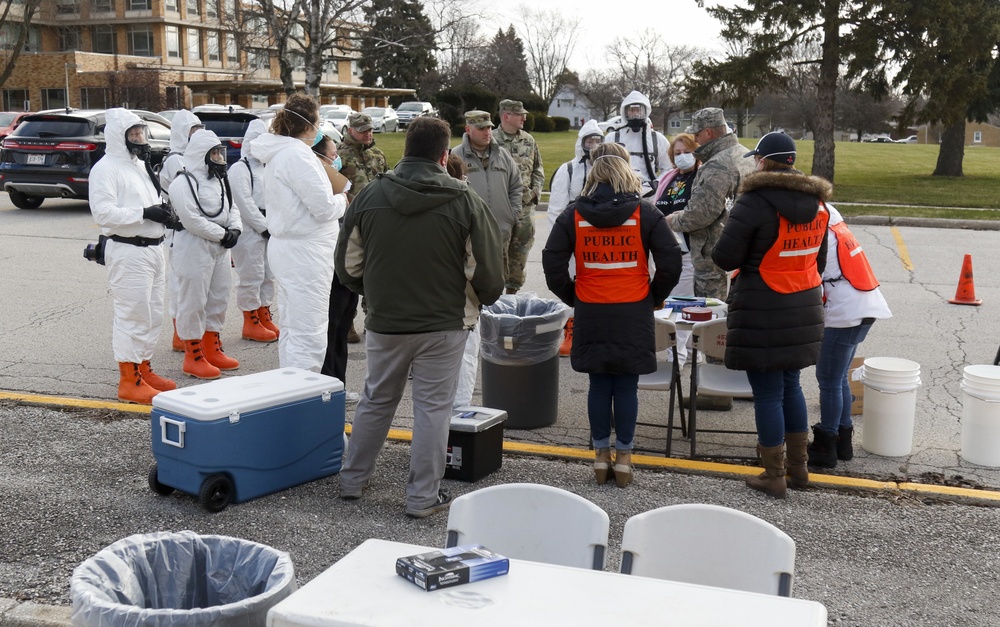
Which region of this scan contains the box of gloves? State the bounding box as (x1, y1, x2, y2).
(396, 545, 509, 591)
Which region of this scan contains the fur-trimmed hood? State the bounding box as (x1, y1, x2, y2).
(739, 170, 833, 200)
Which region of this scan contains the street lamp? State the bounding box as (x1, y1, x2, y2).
(64, 62, 78, 112)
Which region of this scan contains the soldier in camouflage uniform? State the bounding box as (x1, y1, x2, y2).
(336, 112, 388, 342)
(338, 112, 389, 203)
(665, 107, 754, 300)
(493, 99, 543, 294)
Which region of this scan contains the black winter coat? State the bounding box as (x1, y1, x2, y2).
(543, 187, 682, 375)
(711, 170, 832, 372)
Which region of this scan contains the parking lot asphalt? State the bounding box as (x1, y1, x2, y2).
(3, 199, 1000, 624)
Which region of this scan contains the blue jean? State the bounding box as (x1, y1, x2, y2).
(745, 369, 808, 447)
(815, 322, 873, 436)
(588, 373, 639, 450)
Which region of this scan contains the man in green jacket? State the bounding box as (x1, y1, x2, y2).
(335, 117, 504, 519)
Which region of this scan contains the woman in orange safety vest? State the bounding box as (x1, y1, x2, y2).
(711, 132, 831, 499)
(543, 143, 681, 488)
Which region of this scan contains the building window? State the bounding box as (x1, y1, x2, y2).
(225, 33, 237, 63)
(166, 85, 181, 109)
(222, 0, 235, 19)
(80, 87, 109, 108)
(56, 0, 79, 15)
(128, 25, 153, 56)
(42, 88, 67, 110)
(165, 0, 177, 11)
(669, 120, 681, 129)
(973, 131, 983, 144)
(248, 48, 268, 71)
(166, 25, 180, 58)
(251, 94, 267, 106)
(2, 89, 29, 111)
(206, 30, 219, 61)
(58, 27, 82, 51)
(91, 25, 115, 53)
(290, 51, 304, 71)
(186, 0, 198, 18)
(187, 28, 201, 61)
(92, 0, 114, 13)
(127, 0, 150, 9)
(205, 0, 217, 17)
(351, 60, 359, 77)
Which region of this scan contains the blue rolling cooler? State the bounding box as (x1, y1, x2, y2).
(148, 368, 346, 512)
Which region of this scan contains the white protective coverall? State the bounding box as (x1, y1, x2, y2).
(604, 90, 670, 197)
(250, 130, 346, 371)
(228, 119, 274, 312)
(168, 129, 243, 341)
(547, 118, 602, 227)
(159, 109, 203, 320)
(88, 108, 166, 363)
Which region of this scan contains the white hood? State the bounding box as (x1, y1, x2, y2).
(182, 129, 222, 179)
(169, 110, 202, 154)
(104, 108, 143, 162)
(249, 132, 305, 165)
(575, 119, 603, 161)
(619, 90, 653, 123)
(240, 118, 268, 161)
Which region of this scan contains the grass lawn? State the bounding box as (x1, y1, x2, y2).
(367, 130, 1000, 217)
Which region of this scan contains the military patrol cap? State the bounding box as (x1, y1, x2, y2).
(348, 112, 373, 132)
(684, 107, 727, 134)
(499, 99, 526, 115)
(464, 110, 495, 129)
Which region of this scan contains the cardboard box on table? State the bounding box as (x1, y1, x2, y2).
(445, 406, 507, 482)
(849, 357, 864, 415)
(150, 368, 345, 508)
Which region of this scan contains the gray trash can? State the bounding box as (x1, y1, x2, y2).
(480, 293, 570, 429)
(70, 531, 296, 627)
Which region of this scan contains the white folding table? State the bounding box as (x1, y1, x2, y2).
(267, 538, 827, 627)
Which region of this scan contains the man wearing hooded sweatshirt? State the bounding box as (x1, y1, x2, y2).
(229, 118, 279, 343)
(336, 117, 504, 518)
(604, 90, 670, 197)
(158, 109, 203, 352)
(89, 108, 176, 404)
(169, 129, 243, 380)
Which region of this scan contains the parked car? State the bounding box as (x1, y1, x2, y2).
(861, 134, 894, 143)
(0, 109, 171, 209)
(895, 135, 917, 143)
(323, 109, 352, 136)
(597, 115, 623, 133)
(261, 107, 343, 145)
(319, 104, 353, 118)
(193, 110, 259, 165)
(362, 106, 399, 133)
(156, 110, 182, 123)
(395, 101, 437, 129)
(0, 112, 32, 140)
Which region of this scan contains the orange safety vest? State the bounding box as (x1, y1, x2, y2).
(574, 206, 649, 304)
(830, 221, 879, 291)
(758, 205, 829, 294)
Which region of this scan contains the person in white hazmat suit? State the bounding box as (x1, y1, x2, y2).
(603, 90, 670, 198)
(546, 119, 605, 357)
(249, 93, 347, 372)
(168, 129, 243, 380)
(228, 118, 279, 343)
(158, 110, 204, 352)
(88, 108, 176, 404)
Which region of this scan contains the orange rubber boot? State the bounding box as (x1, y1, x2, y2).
(202, 331, 240, 370)
(559, 317, 574, 357)
(140, 360, 177, 391)
(171, 319, 183, 352)
(241, 310, 278, 343)
(117, 362, 160, 405)
(182, 340, 221, 379)
(257, 306, 280, 338)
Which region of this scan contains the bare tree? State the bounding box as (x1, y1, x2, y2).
(515, 7, 579, 103)
(0, 0, 45, 90)
(577, 69, 620, 120)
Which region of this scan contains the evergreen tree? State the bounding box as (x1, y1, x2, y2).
(479, 26, 533, 98)
(358, 0, 437, 90)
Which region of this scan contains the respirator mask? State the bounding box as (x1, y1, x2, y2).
(125, 124, 151, 161)
(205, 145, 228, 179)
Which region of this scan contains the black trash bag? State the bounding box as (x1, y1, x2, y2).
(480, 292, 570, 366)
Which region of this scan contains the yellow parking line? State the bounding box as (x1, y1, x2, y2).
(891, 226, 914, 271)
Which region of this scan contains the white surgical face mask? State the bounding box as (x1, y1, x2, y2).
(674, 153, 696, 171)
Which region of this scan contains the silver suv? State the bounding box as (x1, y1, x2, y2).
(395, 102, 437, 129)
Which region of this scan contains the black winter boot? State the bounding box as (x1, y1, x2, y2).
(807, 424, 839, 469)
(837, 426, 854, 461)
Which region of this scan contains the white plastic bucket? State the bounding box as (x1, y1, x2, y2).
(960, 365, 1000, 467)
(860, 358, 921, 457)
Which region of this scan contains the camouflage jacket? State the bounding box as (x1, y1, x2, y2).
(667, 133, 754, 260)
(493, 128, 543, 208)
(337, 134, 389, 202)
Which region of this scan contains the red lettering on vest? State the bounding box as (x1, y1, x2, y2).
(830, 221, 879, 291)
(574, 206, 649, 304)
(759, 205, 829, 294)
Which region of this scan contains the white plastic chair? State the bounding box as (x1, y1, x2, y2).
(620, 503, 796, 597)
(445, 483, 610, 570)
(636, 316, 686, 456)
(687, 317, 755, 458)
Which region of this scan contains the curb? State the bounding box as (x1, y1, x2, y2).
(0, 598, 71, 626)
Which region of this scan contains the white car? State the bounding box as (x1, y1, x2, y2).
(260, 108, 343, 144)
(362, 106, 399, 133)
(597, 115, 623, 133)
(323, 109, 352, 136)
(895, 135, 917, 144)
(319, 104, 353, 118)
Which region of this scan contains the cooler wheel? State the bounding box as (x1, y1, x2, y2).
(148, 463, 175, 496)
(199, 474, 234, 513)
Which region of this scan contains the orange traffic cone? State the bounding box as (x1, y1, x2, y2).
(948, 254, 982, 306)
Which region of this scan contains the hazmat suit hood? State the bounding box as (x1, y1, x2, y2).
(168, 110, 202, 155)
(379, 157, 466, 216)
(182, 129, 223, 180)
(240, 118, 268, 161)
(575, 119, 604, 161)
(248, 132, 305, 165)
(618, 90, 653, 124)
(104, 108, 144, 162)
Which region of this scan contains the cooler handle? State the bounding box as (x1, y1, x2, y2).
(160, 416, 186, 448)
